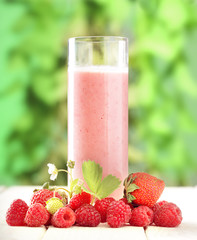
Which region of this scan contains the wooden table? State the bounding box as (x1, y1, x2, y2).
(0, 186, 197, 240)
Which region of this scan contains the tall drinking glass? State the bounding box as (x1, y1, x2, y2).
(68, 36, 128, 198)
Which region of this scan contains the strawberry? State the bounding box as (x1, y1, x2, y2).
(123, 172, 165, 208)
(46, 197, 64, 215)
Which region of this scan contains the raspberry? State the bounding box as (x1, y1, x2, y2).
(94, 197, 115, 222)
(119, 198, 134, 210)
(45, 215, 52, 226)
(75, 204, 101, 227)
(46, 197, 64, 214)
(51, 207, 76, 228)
(107, 200, 131, 228)
(129, 206, 154, 227)
(154, 202, 182, 227)
(151, 200, 168, 213)
(6, 199, 28, 226)
(31, 189, 62, 207)
(25, 203, 50, 227)
(68, 192, 91, 211)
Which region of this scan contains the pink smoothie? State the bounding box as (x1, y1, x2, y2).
(68, 66, 128, 198)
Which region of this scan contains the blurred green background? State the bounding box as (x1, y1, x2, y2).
(0, 0, 197, 186)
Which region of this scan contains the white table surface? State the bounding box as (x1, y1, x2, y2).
(0, 186, 196, 240)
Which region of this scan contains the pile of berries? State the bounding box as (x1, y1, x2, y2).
(6, 172, 183, 228)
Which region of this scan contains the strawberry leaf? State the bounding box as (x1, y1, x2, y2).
(127, 183, 139, 193)
(70, 178, 79, 192)
(73, 185, 82, 194)
(82, 160, 102, 193)
(82, 160, 121, 199)
(127, 194, 136, 203)
(96, 175, 121, 199)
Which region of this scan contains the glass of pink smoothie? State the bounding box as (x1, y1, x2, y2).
(68, 36, 128, 198)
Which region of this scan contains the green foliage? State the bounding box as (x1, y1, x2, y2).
(82, 160, 121, 199)
(0, 0, 197, 186)
(0, 0, 70, 184)
(131, 0, 197, 185)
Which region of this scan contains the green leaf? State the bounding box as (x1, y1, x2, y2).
(96, 175, 121, 199)
(82, 160, 102, 193)
(127, 183, 139, 193)
(127, 194, 136, 203)
(123, 173, 134, 186)
(73, 185, 82, 194)
(82, 160, 121, 199)
(70, 178, 79, 192)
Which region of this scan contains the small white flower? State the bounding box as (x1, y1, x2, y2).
(47, 163, 58, 181)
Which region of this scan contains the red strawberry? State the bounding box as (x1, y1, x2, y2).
(123, 172, 165, 208)
(68, 192, 92, 211)
(6, 199, 28, 226)
(30, 189, 61, 207)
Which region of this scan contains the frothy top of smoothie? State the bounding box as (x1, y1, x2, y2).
(68, 65, 128, 73)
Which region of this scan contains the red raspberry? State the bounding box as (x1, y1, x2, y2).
(6, 199, 28, 226)
(25, 203, 50, 227)
(151, 200, 168, 213)
(30, 189, 61, 207)
(94, 197, 115, 222)
(75, 204, 101, 227)
(45, 215, 51, 226)
(154, 202, 182, 227)
(129, 206, 154, 227)
(51, 207, 76, 228)
(119, 198, 134, 210)
(68, 192, 91, 211)
(107, 200, 131, 228)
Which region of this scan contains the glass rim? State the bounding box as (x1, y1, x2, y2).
(68, 36, 128, 43)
